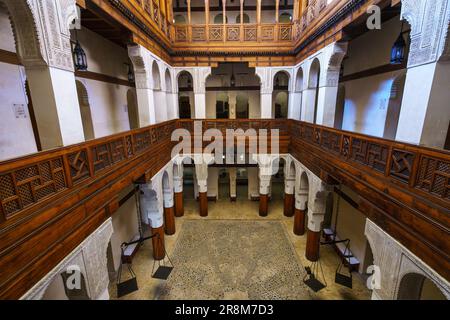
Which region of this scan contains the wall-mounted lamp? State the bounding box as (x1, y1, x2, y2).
(391, 22, 406, 65)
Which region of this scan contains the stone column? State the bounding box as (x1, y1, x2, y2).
(256, 67, 273, 118)
(195, 160, 209, 217)
(173, 165, 184, 217)
(5, 0, 85, 149)
(316, 42, 347, 127)
(193, 68, 211, 119)
(289, 90, 302, 120)
(301, 87, 316, 122)
(228, 91, 237, 119)
(229, 168, 237, 201)
(395, 0, 450, 149)
(128, 45, 156, 126)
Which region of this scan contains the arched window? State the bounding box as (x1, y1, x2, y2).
(309, 59, 321, 124)
(174, 14, 186, 25)
(177, 71, 194, 119)
(398, 273, 446, 300)
(273, 71, 290, 119)
(75, 81, 95, 140)
(152, 61, 161, 91)
(279, 12, 292, 23)
(236, 13, 250, 24)
(214, 14, 228, 24)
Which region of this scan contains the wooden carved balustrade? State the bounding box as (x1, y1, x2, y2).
(0, 118, 449, 298)
(173, 22, 293, 45)
(0, 120, 177, 299)
(176, 119, 291, 154)
(289, 120, 450, 280)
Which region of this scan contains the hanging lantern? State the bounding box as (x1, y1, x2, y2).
(73, 41, 88, 71)
(391, 23, 406, 65)
(187, 77, 192, 89)
(230, 73, 236, 87)
(126, 63, 135, 84)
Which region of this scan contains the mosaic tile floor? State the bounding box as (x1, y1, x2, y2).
(156, 220, 312, 300)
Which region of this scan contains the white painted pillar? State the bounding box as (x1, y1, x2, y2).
(154, 89, 167, 123)
(301, 88, 316, 122)
(193, 67, 211, 119)
(7, 0, 85, 149)
(395, 0, 450, 148)
(26, 67, 85, 149)
(128, 45, 156, 126)
(256, 67, 274, 119)
(229, 168, 237, 199)
(260, 91, 273, 118)
(289, 91, 302, 120)
(317, 85, 339, 126)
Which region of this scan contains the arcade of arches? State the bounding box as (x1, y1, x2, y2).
(0, 0, 449, 301)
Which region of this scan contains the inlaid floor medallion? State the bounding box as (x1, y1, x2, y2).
(156, 220, 312, 300)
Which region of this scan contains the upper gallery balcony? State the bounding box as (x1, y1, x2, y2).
(105, 0, 334, 56)
(170, 0, 331, 52)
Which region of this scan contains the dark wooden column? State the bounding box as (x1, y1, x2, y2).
(174, 192, 184, 217)
(199, 192, 208, 217)
(283, 193, 295, 217)
(164, 206, 176, 235)
(259, 194, 269, 217)
(151, 226, 165, 260)
(305, 229, 321, 262)
(293, 208, 306, 235)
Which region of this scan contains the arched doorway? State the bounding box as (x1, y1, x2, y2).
(165, 69, 173, 120)
(127, 89, 139, 130)
(152, 61, 163, 122)
(398, 273, 446, 300)
(236, 93, 249, 119)
(309, 59, 321, 124)
(75, 81, 95, 140)
(215, 92, 229, 119)
(177, 71, 194, 119)
(383, 73, 406, 139)
(273, 71, 290, 119)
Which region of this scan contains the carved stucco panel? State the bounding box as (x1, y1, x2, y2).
(81, 219, 113, 299)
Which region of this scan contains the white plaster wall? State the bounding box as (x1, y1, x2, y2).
(0, 8, 37, 160)
(207, 167, 219, 199)
(110, 185, 139, 272)
(341, 17, 408, 137)
(72, 27, 134, 137)
(330, 186, 368, 274)
(342, 71, 402, 137)
(206, 91, 260, 119)
(247, 167, 259, 199)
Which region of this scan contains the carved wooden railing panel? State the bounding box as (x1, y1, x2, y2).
(173, 23, 292, 45)
(289, 120, 450, 280)
(1, 118, 449, 298)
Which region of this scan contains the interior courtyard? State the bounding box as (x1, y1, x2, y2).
(0, 0, 449, 302)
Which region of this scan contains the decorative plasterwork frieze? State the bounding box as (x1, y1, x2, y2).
(3, 0, 76, 71)
(401, 0, 450, 67)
